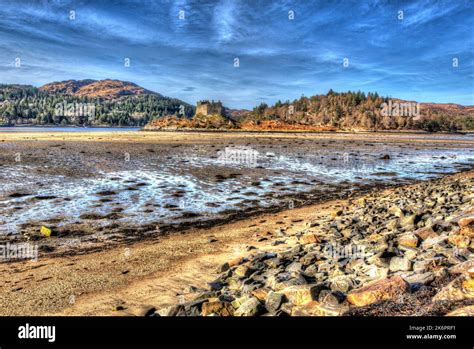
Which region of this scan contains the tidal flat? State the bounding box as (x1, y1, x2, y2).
(0, 131, 473, 257)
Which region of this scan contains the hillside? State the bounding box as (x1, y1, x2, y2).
(240, 90, 474, 132)
(39, 79, 157, 99)
(0, 80, 194, 127)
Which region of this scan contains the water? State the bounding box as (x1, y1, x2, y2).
(0, 138, 473, 236)
(0, 127, 140, 132)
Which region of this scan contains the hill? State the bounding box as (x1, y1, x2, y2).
(0, 80, 194, 127)
(240, 90, 473, 132)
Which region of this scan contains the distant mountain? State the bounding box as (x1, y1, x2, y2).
(0, 80, 194, 127)
(39, 79, 158, 99)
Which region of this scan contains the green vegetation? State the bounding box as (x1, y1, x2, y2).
(243, 90, 473, 132)
(0, 84, 194, 126)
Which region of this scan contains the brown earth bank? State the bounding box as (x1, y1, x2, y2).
(0, 170, 472, 316)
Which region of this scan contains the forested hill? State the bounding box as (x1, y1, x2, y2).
(0, 80, 194, 126)
(242, 90, 474, 132)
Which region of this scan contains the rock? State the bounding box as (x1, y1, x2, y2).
(291, 301, 349, 316)
(228, 256, 245, 267)
(386, 218, 399, 231)
(201, 301, 234, 316)
(421, 235, 447, 250)
(459, 216, 474, 238)
(217, 262, 230, 273)
(266, 272, 307, 291)
(157, 305, 184, 316)
(286, 262, 303, 273)
(251, 288, 270, 302)
(432, 276, 474, 302)
(398, 233, 419, 248)
(299, 233, 319, 244)
(208, 281, 225, 291)
(234, 297, 264, 316)
(235, 265, 254, 278)
(265, 291, 284, 312)
(389, 257, 412, 272)
(128, 305, 156, 317)
(414, 226, 438, 240)
(446, 305, 474, 316)
(279, 284, 324, 305)
(231, 295, 250, 309)
(402, 272, 435, 289)
(347, 276, 409, 307)
(458, 216, 474, 227)
(389, 205, 404, 218)
(330, 277, 354, 293)
(380, 154, 390, 160)
(448, 232, 470, 248)
(399, 214, 416, 229)
(413, 260, 430, 273)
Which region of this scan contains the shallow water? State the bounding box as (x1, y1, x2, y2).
(0, 127, 140, 132)
(0, 139, 473, 235)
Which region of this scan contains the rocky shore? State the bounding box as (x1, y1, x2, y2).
(155, 174, 473, 316)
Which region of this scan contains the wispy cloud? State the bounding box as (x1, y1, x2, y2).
(0, 0, 472, 108)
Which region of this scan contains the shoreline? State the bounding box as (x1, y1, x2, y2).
(0, 169, 472, 316)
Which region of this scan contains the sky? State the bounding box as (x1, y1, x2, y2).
(0, 0, 473, 109)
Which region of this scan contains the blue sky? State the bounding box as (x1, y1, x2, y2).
(0, 0, 473, 108)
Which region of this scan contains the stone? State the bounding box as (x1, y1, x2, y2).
(291, 301, 349, 316)
(413, 260, 430, 273)
(386, 218, 399, 231)
(299, 233, 319, 244)
(432, 277, 474, 302)
(389, 205, 404, 218)
(265, 291, 284, 312)
(127, 305, 156, 317)
(448, 233, 470, 248)
(446, 305, 474, 316)
(228, 256, 245, 267)
(389, 257, 412, 272)
(402, 272, 435, 288)
(421, 235, 448, 250)
(399, 214, 416, 228)
(231, 295, 250, 309)
(347, 275, 409, 307)
(330, 277, 354, 293)
(266, 272, 307, 291)
(286, 262, 303, 273)
(208, 281, 224, 291)
(251, 288, 270, 302)
(234, 297, 264, 316)
(398, 233, 419, 248)
(157, 305, 184, 316)
(279, 284, 324, 305)
(235, 265, 254, 278)
(414, 226, 437, 241)
(332, 209, 343, 218)
(201, 301, 234, 316)
(218, 262, 230, 273)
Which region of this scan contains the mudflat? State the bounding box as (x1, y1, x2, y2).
(0, 131, 473, 316)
